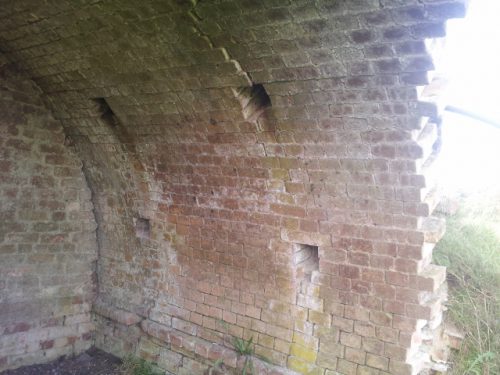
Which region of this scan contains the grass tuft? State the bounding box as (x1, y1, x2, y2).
(232, 337, 255, 375)
(232, 336, 254, 356)
(434, 199, 500, 374)
(120, 356, 163, 375)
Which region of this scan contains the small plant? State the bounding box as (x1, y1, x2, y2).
(232, 336, 254, 356)
(232, 337, 254, 375)
(209, 336, 272, 375)
(464, 351, 496, 375)
(213, 358, 225, 367)
(207, 358, 226, 375)
(120, 355, 163, 375)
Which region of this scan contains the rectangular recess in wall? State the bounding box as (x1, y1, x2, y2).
(234, 83, 271, 121)
(134, 217, 150, 239)
(293, 243, 319, 282)
(92, 97, 119, 127)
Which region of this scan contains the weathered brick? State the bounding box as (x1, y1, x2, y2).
(345, 347, 366, 364)
(341, 332, 362, 349)
(0, 0, 466, 373)
(366, 353, 389, 371)
(376, 327, 399, 344)
(384, 342, 410, 362)
(354, 321, 376, 338)
(362, 337, 384, 356)
(94, 302, 142, 326)
(337, 359, 358, 375)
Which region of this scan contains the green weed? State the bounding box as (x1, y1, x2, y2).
(213, 358, 225, 368)
(120, 356, 163, 375)
(232, 337, 254, 375)
(232, 336, 254, 356)
(434, 201, 500, 374)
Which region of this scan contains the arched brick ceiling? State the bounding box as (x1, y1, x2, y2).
(0, 0, 463, 129)
(0, 1, 468, 374)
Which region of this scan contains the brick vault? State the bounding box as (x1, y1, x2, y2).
(0, 1, 468, 374)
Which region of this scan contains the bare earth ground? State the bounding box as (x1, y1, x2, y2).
(0, 348, 122, 375)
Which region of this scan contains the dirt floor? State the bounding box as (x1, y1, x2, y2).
(1, 348, 123, 375)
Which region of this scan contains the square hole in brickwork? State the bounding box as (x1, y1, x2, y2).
(134, 217, 150, 239)
(293, 244, 319, 282)
(92, 97, 119, 127)
(234, 84, 271, 121)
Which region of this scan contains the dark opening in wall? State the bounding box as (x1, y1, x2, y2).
(92, 97, 119, 127)
(234, 84, 271, 121)
(134, 217, 150, 239)
(293, 243, 319, 282)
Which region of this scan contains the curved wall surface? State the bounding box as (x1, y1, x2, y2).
(0, 61, 97, 370)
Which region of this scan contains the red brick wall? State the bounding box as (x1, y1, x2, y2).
(0, 1, 467, 374)
(0, 62, 97, 370)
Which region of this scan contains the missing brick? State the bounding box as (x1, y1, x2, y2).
(234, 83, 271, 121)
(92, 97, 119, 127)
(134, 217, 150, 239)
(293, 243, 319, 282)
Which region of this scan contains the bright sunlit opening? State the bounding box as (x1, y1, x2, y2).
(436, 0, 500, 197)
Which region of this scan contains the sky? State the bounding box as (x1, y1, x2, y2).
(434, 0, 500, 196)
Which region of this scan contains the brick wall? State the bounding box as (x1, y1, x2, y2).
(0, 61, 97, 371)
(0, 1, 467, 374)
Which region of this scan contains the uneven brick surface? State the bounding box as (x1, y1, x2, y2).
(0, 63, 97, 371)
(0, 1, 468, 374)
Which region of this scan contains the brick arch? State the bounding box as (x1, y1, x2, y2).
(0, 1, 468, 374)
